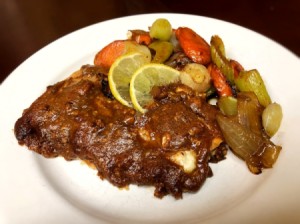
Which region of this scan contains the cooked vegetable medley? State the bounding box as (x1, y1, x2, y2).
(94, 18, 283, 174)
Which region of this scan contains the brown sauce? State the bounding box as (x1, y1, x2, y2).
(14, 65, 226, 199)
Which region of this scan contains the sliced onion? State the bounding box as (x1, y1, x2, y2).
(237, 92, 263, 136)
(216, 114, 281, 174)
(246, 141, 281, 174)
(216, 115, 262, 159)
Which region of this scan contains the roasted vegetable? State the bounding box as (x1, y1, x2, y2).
(210, 35, 225, 56)
(148, 41, 173, 63)
(262, 102, 283, 137)
(150, 18, 172, 41)
(218, 96, 237, 116)
(230, 59, 244, 79)
(237, 92, 264, 136)
(210, 35, 235, 83)
(169, 30, 181, 52)
(175, 27, 211, 65)
(216, 115, 281, 174)
(180, 63, 211, 92)
(128, 29, 152, 45)
(208, 64, 233, 97)
(94, 40, 126, 73)
(94, 40, 151, 74)
(165, 52, 192, 70)
(235, 69, 271, 107)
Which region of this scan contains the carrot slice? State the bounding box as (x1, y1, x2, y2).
(129, 30, 152, 45)
(230, 59, 244, 79)
(175, 27, 211, 65)
(94, 40, 126, 73)
(208, 64, 233, 97)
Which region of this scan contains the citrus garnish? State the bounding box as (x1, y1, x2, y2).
(108, 52, 151, 107)
(130, 64, 181, 113)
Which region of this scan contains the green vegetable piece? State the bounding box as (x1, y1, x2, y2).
(211, 35, 225, 56)
(218, 96, 238, 116)
(210, 36, 235, 83)
(262, 102, 283, 137)
(235, 69, 271, 107)
(149, 18, 172, 41)
(148, 41, 173, 63)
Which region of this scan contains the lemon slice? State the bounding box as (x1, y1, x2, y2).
(108, 52, 151, 107)
(130, 64, 181, 113)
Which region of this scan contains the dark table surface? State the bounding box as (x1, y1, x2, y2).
(1, 0, 299, 83)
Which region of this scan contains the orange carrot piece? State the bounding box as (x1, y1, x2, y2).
(208, 64, 233, 97)
(94, 40, 126, 73)
(129, 30, 152, 45)
(230, 59, 244, 79)
(175, 27, 211, 65)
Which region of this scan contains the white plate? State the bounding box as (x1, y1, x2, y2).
(1, 13, 300, 224)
